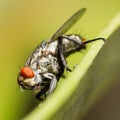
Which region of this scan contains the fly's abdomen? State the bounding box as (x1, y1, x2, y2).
(37, 54, 61, 75)
(62, 34, 84, 54)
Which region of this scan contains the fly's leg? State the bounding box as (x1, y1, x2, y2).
(58, 36, 72, 71)
(36, 88, 47, 100)
(43, 73, 57, 95)
(58, 35, 84, 71)
(36, 73, 57, 100)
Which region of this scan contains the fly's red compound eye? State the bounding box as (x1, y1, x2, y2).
(20, 67, 34, 78)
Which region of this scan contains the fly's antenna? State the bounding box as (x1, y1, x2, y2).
(83, 38, 105, 45)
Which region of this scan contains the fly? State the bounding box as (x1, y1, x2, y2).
(17, 8, 105, 100)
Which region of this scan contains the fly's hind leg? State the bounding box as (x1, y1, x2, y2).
(58, 36, 72, 71)
(58, 35, 83, 71)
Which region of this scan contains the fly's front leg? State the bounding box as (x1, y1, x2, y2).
(58, 36, 72, 71)
(43, 73, 57, 95)
(36, 87, 47, 100)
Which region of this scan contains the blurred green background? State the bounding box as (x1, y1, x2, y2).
(0, 0, 119, 120)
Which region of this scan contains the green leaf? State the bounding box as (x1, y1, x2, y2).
(23, 14, 120, 120)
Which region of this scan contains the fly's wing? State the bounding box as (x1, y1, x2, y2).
(49, 8, 86, 42)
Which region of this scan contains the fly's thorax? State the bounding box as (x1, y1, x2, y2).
(33, 54, 61, 74)
(62, 34, 84, 53)
(25, 40, 60, 75)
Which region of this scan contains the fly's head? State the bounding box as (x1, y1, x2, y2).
(17, 66, 42, 91)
